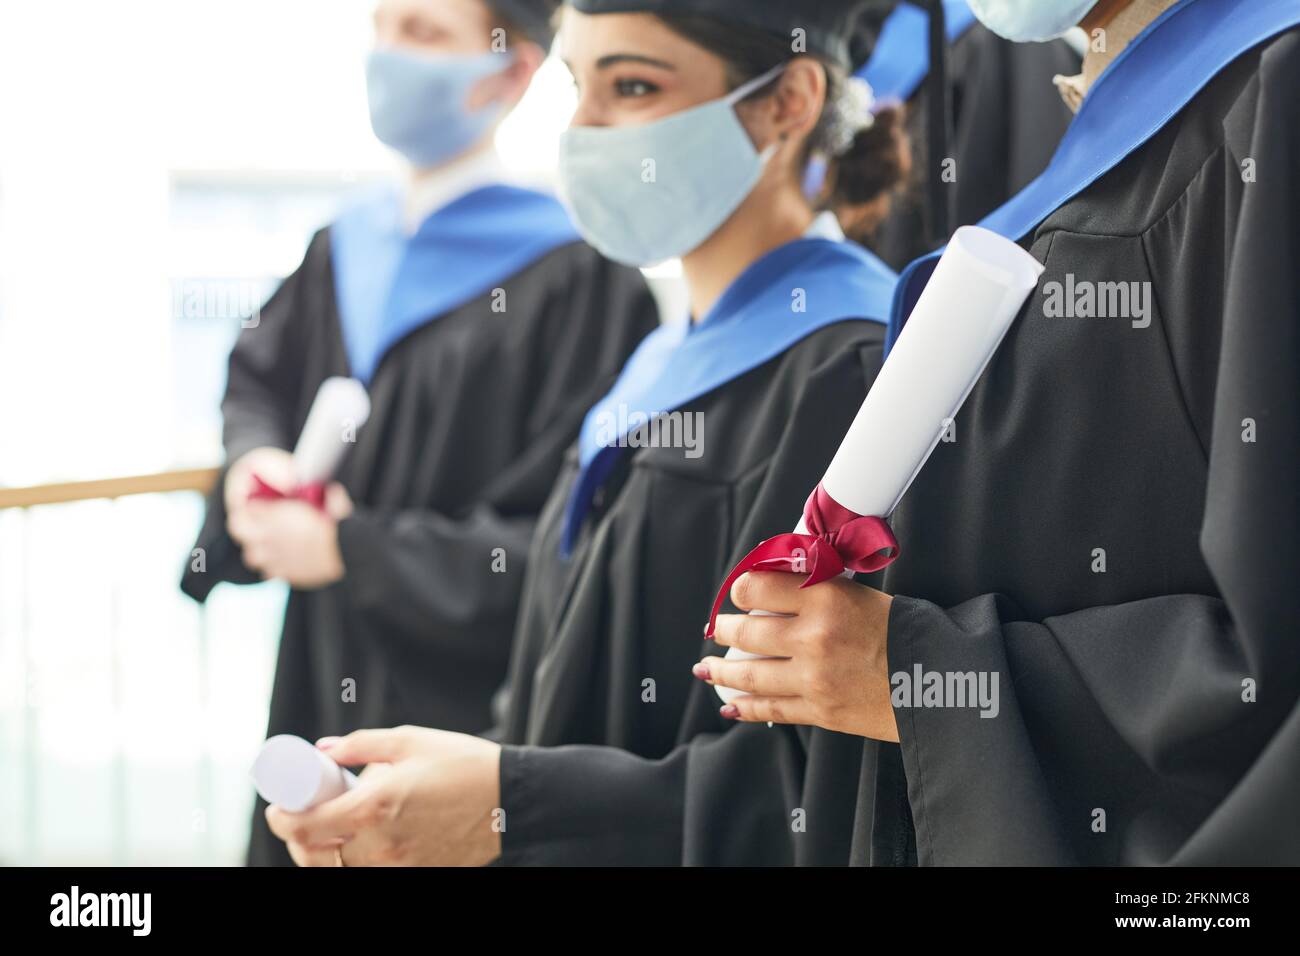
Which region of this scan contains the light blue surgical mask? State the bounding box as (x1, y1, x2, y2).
(366, 47, 511, 168)
(557, 65, 785, 267)
(966, 0, 1098, 42)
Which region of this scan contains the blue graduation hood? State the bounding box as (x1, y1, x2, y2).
(859, 0, 978, 103)
(560, 236, 898, 555)
(330, 183, 580, 383)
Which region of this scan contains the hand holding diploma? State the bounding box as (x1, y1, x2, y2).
(226, 378, 369, 587)
(224, 447, 295, 518)
(262, 727, 503, 867)
(698, 227, 1044, 733)
(248, 376, 372, 507)
(699, 574, 899, 738)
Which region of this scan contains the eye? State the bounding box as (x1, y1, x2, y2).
(614, 77, 659, 98)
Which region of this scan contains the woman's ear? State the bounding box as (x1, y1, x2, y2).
(737, 56, 825, 157)
(771, 57, 826, 142)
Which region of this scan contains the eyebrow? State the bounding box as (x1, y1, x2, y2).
(593, 53, 677, 71)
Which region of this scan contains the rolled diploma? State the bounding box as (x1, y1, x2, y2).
(717, 226, 1044, 704)
(292, 377, 372, 486)
(251, 734, 359, 812)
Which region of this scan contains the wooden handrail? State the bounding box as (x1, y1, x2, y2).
(0, 467, 220, 511)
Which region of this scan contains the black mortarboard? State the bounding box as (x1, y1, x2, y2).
(487, 0, 561, 49)
(566, 0, 876, 69)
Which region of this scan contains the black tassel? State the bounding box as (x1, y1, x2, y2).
(923, 0, 951, 247)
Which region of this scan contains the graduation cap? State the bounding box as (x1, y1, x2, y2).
(487, 0, 561, 49)
(567, 0, 880, 69)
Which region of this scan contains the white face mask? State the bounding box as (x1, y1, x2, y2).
(967, 0, 1098, 42)
(557, 65, 785, 267)
(366, 48, 510, 167)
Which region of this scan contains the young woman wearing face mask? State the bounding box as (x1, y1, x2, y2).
(264, 0, 913, 867)
(182, 0, 659, 867)
(702, 0, 1300, 865)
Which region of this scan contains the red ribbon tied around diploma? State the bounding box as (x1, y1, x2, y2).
(247, 473, 327, 510)
(704, 484, 899, 637)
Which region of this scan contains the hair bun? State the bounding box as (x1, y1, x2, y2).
(825, 103, 910, 208)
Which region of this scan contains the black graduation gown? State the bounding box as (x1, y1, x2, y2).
(483, 23, 1075, 870)
(498, 28, 1300, 867)
(180, 228, 659, 866)
(808, 26, 1300, 866)
(870, 23, 1079, 270)
(495, 319, 887, 864)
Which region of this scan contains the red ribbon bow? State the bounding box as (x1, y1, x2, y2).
(704, 483, 899, 636)
(247, 473, 327, 510)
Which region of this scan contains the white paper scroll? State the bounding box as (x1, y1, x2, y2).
(292, 377, 371, 486)
(251, 734, 359, 812)
(717, 226, 1044, 704)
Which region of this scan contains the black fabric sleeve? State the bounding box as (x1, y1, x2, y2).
(335, 261, 659, 669)
(497, 743, 686, 866)
(336, 459, 572, 671)
(498, 723, 807, 866)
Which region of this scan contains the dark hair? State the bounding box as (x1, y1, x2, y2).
(484, 0, 559, 52)
(489, 13, 533, 50)
(656, 15, 910, 227)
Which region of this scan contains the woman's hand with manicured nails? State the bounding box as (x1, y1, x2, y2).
(701, 571, 899, 742)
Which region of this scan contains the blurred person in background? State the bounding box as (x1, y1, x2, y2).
(824, 0, 1079, 265)
(181, 0, 659, 866)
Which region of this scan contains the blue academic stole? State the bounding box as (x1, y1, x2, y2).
(559, 237, 898, 555)
(859, 0, 979, 102)
(887, 0, 1300, 351)
(330, 184, 580, 383)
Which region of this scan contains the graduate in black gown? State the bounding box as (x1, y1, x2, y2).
(702, 0, 1300, 864)
(262, 0, 912, 867)
(838, 0, 1080, 267)
(481, 0, 1079, 867)
(181, 0, 658, 866)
